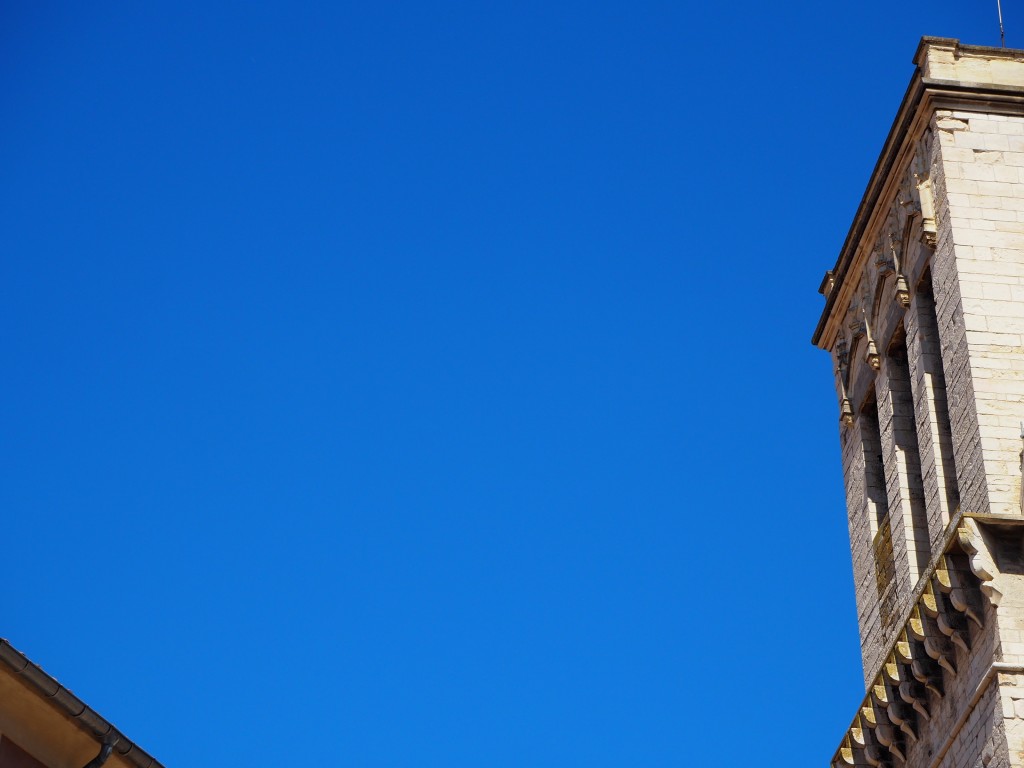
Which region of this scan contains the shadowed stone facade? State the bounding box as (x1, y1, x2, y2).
(815, 37, 1024, 768)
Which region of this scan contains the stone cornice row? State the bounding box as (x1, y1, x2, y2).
(830, 512, 1009, 768)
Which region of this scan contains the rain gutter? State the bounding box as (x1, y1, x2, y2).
(0, 639, 163, 768)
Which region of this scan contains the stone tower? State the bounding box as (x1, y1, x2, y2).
(816, 38, 1024, 768)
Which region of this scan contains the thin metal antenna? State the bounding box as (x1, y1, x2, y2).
(998, 0, 1007, 48)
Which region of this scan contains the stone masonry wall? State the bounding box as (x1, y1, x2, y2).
(935, 109, 1024, 517)
(941, 678, 1005, 768)
(928, 118, 990, 523)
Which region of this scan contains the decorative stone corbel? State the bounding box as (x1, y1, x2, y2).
(935, 554, 984, 627)
(848, 307, 880, 370)
(907, 638, 944, 699)
(874, 246, 895, 277)
(883, 653, 901, 686)
(834, 738, 855, 768)
(836, 732, 873, 768)
(862, 319, 881, 370)
(894, 630, 912, 666)
(899, 679, 930, 721)
(910, 661, 943, 698)
(874, 730, 905, 763)
(886, 231, 911, 308)
(851, 280, 884, 372)
(955, 518, 1002, 605)
(875, 675, 918, 742)
(858, 701, 895, 767)
(909, 603, 956, 675)
(840, 397, 855, 427)
(894, 274, 911, 309)
(857, 296, 882, 370)
(905, 144, 938, 247)
(873, 713, 907, 764)
(914, 172, 938, 247)
(836, 339, 854, 427)
(889, 640, 931, 720)
(848, 304, 864, 336)
(925, 578, 970, 654)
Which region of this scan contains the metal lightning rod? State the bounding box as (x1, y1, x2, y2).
(998, 0, 1007, 48)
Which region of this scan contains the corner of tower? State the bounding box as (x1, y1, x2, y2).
(816, 35, 1024, 768)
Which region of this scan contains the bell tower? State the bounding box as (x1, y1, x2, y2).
(816, 38, 1024, 768)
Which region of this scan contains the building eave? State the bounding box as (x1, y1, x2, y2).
(0, 639, 164, 768)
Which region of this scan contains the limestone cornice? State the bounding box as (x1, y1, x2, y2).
(813, 38, 1024, 352)
(830, 511, 1024, 767)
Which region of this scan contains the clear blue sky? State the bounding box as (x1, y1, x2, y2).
(0, 3, 1007, 765)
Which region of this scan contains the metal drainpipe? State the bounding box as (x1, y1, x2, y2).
(80, 736, 119, 768)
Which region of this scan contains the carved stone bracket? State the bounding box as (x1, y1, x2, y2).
(923, 578, 970, 654)
(909, 138, 938, 247)
(894, 274, 911, 309)
(859, 305, 881, 370)
(884, 230, 911, 309)
(833, 712, 893, 768)
(875, 248, 896, 277)
(936, 555, 984, 627)
(840, 395, 855, 428)
(890, 639, 931, 721)
(914, 172, 938, 247)
(862, 328, 881, 371)
(848, 287, 880, 370)
(877, 665, 919, 741)
(910, 602, 957, 675)
(955, 518, 1002, 605)
(873, 702, 907, 763)
(835, 339, 854, 427)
